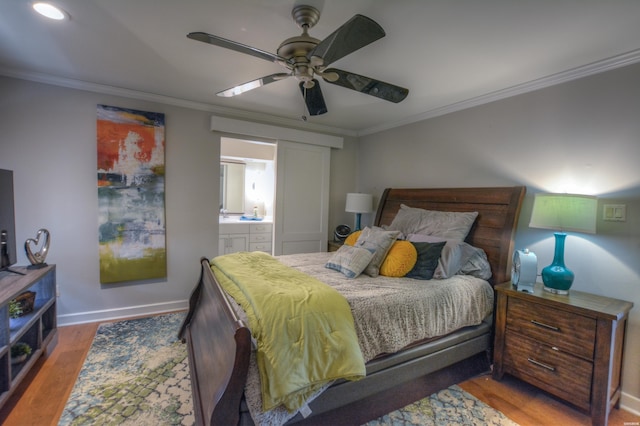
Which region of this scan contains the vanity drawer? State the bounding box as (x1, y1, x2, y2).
(504, 331, 592, 410)
(250, 232, 272, 243)
(249, 242, 272, 252)
(250, 223, 272, 233)
(506, 297, 596, 359)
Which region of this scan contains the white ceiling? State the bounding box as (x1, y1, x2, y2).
(2, 0, 640, 136)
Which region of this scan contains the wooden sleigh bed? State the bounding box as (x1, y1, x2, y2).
(179, 186, 526, 425)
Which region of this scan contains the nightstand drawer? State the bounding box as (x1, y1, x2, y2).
(504, 331, 592, 410)
(506, 297, 596, 359)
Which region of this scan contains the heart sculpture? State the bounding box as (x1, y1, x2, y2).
(25, 228, 50, 266)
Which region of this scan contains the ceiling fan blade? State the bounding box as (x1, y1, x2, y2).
(308, 14, 385, 69)
(187, 32, 287, 64)
(322, 68, 409, 103)
(217, 73, 291, 97)
(299, 80, 328, 116)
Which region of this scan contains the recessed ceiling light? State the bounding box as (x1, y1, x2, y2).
(33, 2, 67, 20)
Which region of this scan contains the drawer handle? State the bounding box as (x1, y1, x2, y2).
(527, 357, 556, 372)
(530, 319, 560, 332)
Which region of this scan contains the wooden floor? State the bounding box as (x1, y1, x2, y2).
(0, 321, 638, 426)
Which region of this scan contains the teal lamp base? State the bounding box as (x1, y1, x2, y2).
(541, 232, 574, 295)
(354, 213, 362, 231)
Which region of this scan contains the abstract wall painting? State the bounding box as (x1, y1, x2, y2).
(97, 105, 166, 284)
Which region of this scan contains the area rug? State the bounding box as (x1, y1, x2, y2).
(60, 312, 517, 426)
(59, 312, 193, 426)
(365, 385, 519, 425)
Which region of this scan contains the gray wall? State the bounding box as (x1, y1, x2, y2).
(0, 77, 219, 324)
(358, 62, 640, 411)
(329, 135, 360, 234)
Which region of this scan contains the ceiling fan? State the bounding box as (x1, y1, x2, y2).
(187, 5, 409, 116)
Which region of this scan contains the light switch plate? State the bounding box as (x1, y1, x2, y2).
(603, 204, 626, 221)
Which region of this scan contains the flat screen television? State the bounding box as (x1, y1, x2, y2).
(0, 168, 18, 270)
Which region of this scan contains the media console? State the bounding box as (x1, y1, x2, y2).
(0, 265, 57, 408)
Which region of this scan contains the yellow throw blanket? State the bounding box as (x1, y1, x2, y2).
(211, 251, 365, 412)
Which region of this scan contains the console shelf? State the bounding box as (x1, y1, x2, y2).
(0, 264, 58, 407)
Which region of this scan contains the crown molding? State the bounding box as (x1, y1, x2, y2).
(358, 48, 640, 136)
(3, 48, 640, 139)
(0, 67, 357, 138)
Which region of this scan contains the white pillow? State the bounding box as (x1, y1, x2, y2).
(388, 204, 478, 241)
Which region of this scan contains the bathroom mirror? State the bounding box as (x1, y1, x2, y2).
(220, 162, 245, 213)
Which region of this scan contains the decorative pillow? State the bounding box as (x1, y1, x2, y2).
(379, 241, 418, 277)
(435, 241, 492, 279)
(325, 245, 374, 278)
(407, 234, 490, 279)
(459, 247, 492, 279)
(405, 241, 446, 280)
(353, 226, 401, 277)
(388, 204, 478, 241)
(344, 230, 362, 246)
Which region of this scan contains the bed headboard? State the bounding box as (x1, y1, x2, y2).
(374, 186, 526, 285)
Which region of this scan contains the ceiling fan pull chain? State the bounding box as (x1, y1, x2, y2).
(301, 86, 308, 121)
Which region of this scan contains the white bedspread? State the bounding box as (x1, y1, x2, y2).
(227, 251, 494, 425)
(278, 252, 494, 361)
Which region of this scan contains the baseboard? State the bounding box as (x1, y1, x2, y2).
(57, 299, 189, 326)
(621, 391, 640, 416)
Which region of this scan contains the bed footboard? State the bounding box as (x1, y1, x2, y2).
(179, 257, 251, 426)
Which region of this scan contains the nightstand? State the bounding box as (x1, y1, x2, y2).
(492, 282, 633, 426)
(327, 240, 344, 252)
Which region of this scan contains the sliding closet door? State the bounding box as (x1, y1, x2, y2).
(273, 140, 330, 255)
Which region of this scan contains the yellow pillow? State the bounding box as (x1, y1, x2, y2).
(379, 241, 418, 277)
(344, 230, 362, 246)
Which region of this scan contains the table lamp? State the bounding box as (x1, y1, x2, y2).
(529, 193, 597, 294)
(345, 193, 373, 231)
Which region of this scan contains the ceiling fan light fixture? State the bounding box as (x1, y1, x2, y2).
(319, 71, 339, 82)
(217, 80, 262, 97)
(32, 2, 67, 20)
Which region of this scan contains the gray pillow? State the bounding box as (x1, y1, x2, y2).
(388, 204, 478, 241)
(407, 234, 491, 279)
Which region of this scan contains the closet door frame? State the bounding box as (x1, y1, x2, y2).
(211, 116, 342, 256)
